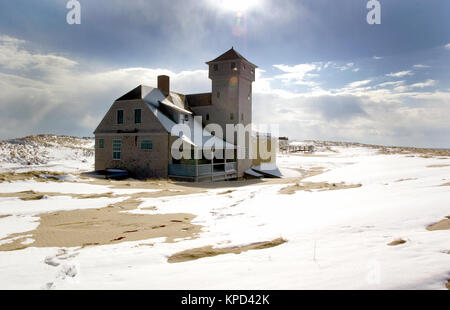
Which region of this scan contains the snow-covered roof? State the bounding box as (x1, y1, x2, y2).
(116, 85, 192, 115)
(187, 116, 235, 150)
(114, 84, 234, 150)
(140, 86, 192, 115)
(146, 95, 234, 150)
(251, 165, 302, 178)
(147, 103, 178, 133)
(244, 169, 263, 178)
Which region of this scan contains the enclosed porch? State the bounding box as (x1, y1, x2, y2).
(168, 160, 237, 182)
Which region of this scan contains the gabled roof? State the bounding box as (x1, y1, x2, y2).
(206, 47, 257, 67)
(116, 85, 142, 101)
(112, 85, 234, 150)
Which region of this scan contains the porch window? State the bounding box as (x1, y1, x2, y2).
(141, 140, 153, 150)
(134, 109, 141, 123)
(117, 110, 124, 124)
(112, 139, 121, 159)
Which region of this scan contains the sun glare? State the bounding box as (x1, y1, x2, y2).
(208, 0, 262, 13)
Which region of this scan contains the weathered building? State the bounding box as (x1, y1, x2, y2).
(94, 48, 272, 181)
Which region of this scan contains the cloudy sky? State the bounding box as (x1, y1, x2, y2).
(0, 0, 449, 148)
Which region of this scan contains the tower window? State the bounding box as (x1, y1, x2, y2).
(214, 64, 218, 71)
(206, 114, 209, 121)
(117, 110, 124, 124)
(230, 113, 234, 120)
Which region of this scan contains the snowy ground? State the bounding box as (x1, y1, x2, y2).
(0, 136, 449, 289)
(0, 135, 94, 173)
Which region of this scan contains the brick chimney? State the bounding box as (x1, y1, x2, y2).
(157, 75, 170, 95)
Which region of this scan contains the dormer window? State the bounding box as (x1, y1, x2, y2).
(214, 64, 218, 71)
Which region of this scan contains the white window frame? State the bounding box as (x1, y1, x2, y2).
(112, 139, 122, 160)
(140, 139, 153, 151)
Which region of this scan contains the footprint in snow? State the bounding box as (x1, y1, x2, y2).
(43, 282, 55, 290)
(44, 249, 79, 266)
(44, 256, 60, 267)
(58, 264, 78, 279)
(42, 248, 80, 289)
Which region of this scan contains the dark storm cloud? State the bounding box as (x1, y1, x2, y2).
(0, 0, 448, 69)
